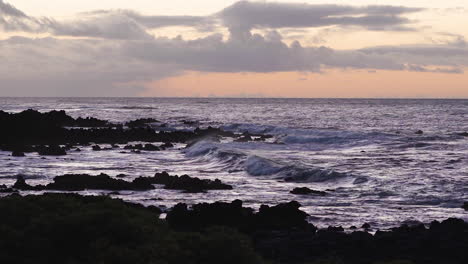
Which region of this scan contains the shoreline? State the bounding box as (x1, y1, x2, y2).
(1, 192, 467, 264)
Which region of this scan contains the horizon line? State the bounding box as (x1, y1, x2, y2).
(0, 96, 467, 100)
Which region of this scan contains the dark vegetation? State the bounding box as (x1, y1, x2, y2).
(13, 171, 232, 193)
(0, 193, 466, 264)
(0, 194, 261, 264)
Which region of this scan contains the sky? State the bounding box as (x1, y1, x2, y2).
(1, 0, 468, 98)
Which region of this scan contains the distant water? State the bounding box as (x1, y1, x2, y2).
(1, 97, 467, 229)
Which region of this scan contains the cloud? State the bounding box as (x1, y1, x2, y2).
(0, 0, 46, 32)
(0, 1, 467, 96)
(218, 1, 423, 37)
(48, 10, 215, 39)
(0, 0, 26, 17)
(0, 36, 180, 96)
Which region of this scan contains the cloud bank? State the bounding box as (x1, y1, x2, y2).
(0, 0, 467, 96)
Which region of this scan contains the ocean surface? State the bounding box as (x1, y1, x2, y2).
(1, 97, 467, 229)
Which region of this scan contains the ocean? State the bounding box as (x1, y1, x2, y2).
(1, 97, 467, 229)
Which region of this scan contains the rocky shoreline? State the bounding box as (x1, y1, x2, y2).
(1, 109, 467, 263)
(0, 193, 466, 264)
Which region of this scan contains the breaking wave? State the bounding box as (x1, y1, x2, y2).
(184, 140, 356, 183)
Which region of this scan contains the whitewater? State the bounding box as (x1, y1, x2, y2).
(0, 97, 467, 229)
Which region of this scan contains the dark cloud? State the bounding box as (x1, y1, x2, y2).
(0, 1, 466, 96)
(0, 0, 27, 17)
(218, 1, 422, 35)
(47, 10, 214, 39)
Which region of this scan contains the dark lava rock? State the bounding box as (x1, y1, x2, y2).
(12, 176, 33, 190)
(11, 151, 25, 157)
(415, 130, 424, 135)
(161, 142, 174, 148)
(133, 172, 232, 193)
(327, 226, 345, 232)
(457, 132, 468, 137)
(126, 118, 159, 128)
(463, 202, 468, 211)
(143, 144, 160, 151)
(36, 145, 67, 156)
(13, 174, 154, 191)
(72, 117, 113, 127)
(0, 184, 15, 193)
(167, 200, 315, 234)
(124, 144, 160, 151)
(92, 145, 102, 151)
(290, 187, 327, 196)
(362, 223, 371, 229)
(235, 135, 253, 142)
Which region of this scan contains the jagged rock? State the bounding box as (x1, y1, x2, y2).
(92, 145, 102, 151)
(11, 151, 25, 157)
(167, 200, 314, 233)
(133, 172, 232, 193)
(161, 142, 174, 148)
(327, 226, 345, 232)
(290, 187, 327, 196)
(0, 184, 16, 193)
(126, 118, 159, 128)
(13, 174, 154, 191)
(36, 145, 67, 156)
(124, 144, 160, 151)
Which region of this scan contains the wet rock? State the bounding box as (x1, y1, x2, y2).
(161, 142, 174, 149)
(362, 223, 371, 229)
(124, 144, 160, 151)
(457, 132, 468, 137)
(235, 134, 253, 142)
(415, 130, 424, 135)
(462, 202, 468, 211)
(126, 118, 159, 128)
(13, 174, 155, 191)
(327, 226, 344, 232)
(143, 144, 160, 151)
(92, 145, 102, 151)
(290, 187, 327, 196)
(12, 176, 35, 190)
(0, 184, 16, 193)
(71, 117, 113, 127)
(167, 200, 314, 233)
(11, 151, 25, 157)
(36, 145, 67, 156)
(133, 172, 233, 193)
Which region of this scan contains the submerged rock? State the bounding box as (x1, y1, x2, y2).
(463, 202, 468, 211)
(290, 187, 327, 196)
